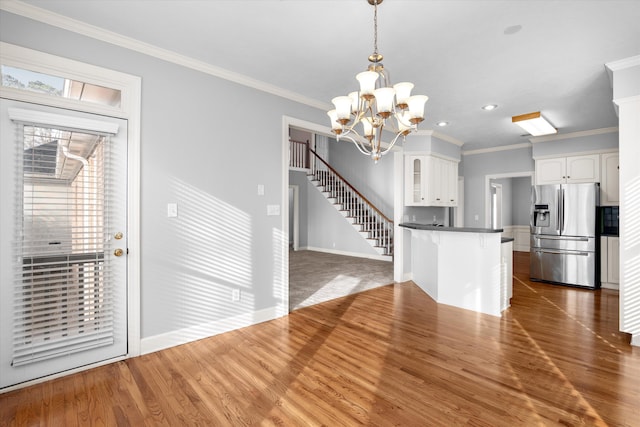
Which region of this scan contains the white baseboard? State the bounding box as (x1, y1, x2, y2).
(601, 282, 619, 290)
(299, 246, 392, 262)
(402, 272, 413, 282)
(140, 305, 284, 355)
(502, 225, 530, 252)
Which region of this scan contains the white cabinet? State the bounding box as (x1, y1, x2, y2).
(600, 236, 620, 289)
(600, 152, 619, 206)
(405, 156, 426, 205)
(535, 154, 600, 185)
(404, 155, 458, 207)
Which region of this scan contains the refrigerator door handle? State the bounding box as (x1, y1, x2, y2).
(537, 236, 589, 242)
(534, 249, 590, 256)
(556, 188, 562, 232)
(561, 188, 566, 233)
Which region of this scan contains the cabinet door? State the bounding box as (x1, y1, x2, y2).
(405, 156, 425, 206)
(427, 156, 444, 205)
(607, 236, 620, 284)
(600, 236, 608, 283)
(600, 152, 619, 206)
(446, 160, 458, 206)
(566, 154, 600, 183)
(536, 158, 566, 185)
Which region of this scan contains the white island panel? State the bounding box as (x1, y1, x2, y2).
(409, 228, 503, 317)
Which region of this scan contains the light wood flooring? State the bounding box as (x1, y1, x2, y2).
(1, 252, 638, 426)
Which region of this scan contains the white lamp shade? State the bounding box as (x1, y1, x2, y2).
(356, 71, 379, 96)
(407, 95, 429, 118)
(393, 82, 414, 105)
(348, 91, 360, 113)
(361, 117, 375, 137)
(332, 96, 352, 120)
(327, 110, 341, 130)
(373, 87, 395, 113)
(396, 112, 413, 132)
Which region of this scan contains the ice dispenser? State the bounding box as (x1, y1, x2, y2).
(533, 204, 550, 227)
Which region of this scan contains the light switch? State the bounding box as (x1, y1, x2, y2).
(257, 184, 265, 196)
(267, 204, 280, 216)
(167, 203, 178, 218)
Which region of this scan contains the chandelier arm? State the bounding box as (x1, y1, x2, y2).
(379, 131, 404, 156)
(339, 133, 373, 156)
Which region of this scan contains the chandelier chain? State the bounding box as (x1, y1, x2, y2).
(373, 0, 378, 56)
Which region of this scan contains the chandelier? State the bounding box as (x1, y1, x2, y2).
(327, 0, 428, 163)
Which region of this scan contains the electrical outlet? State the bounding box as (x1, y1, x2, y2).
(167, 203, 178, 218)
(231, 289, 240, 302)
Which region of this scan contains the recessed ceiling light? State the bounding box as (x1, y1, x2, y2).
(482, 104, 498, 111)
(436, 121, 449, 127)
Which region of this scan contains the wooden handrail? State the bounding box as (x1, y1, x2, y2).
(307, 147, 393, 224)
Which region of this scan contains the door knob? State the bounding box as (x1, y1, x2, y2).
(114, 232, 123, 240)
(114, 248, 124, 257)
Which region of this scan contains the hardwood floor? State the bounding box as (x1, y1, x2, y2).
(2, 252, 638, 426)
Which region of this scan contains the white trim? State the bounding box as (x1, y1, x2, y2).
(530, 127, 618, 144)
(484, 172, 534, 229)
(613, 94, 640, 106)
(393, 151, 404, 282)
(140, 306, 282, 355)
(0, 2, 329, 111)
(605, 55, 640, 72)
(289, 185, 299, 251)
(533, 148, 618, 161)
(432, 131, 465, 147)
(402, 150, 460, 163)
(8, 107, 119, 134)
(301, 246, 393, 262)
(462, 143, 531, 156)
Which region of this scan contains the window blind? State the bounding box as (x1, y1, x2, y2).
(12, 124, 116, 367)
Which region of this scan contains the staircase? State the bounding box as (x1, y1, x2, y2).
(292, 140, 393, 260)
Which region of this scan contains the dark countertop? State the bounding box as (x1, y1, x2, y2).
(501, 237, 515, 243)
(399, 223, 503, 234)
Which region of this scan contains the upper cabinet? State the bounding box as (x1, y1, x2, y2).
(535, 154, 600, 185)
(404, 155, 458, 207)
(600, 152, 619, 206)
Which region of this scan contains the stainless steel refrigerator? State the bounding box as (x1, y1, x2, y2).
(530, 183, 600, 289)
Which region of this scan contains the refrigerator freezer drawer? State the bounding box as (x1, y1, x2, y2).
(530, 248, 597, 288)
(530, 235, 596, 252)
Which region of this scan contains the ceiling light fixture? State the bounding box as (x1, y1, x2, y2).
(437, 121, 449, 127)
(482, 104, 498, 111)
(327, 0, 428, 163)
(512, 111, 557, 136)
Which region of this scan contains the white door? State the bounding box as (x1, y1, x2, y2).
(0, 99, 128, 389)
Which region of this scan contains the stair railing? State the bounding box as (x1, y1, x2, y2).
(306, 146, 394, 256)
(289, 139, 310, 169)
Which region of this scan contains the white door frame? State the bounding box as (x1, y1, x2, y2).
(490, 183, 503, 229)
(484, 172, 534, 228)
(289, 185, 299, 251)
(0, 43, 141, 390)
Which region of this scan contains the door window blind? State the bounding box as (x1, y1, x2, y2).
(12, 124, 115, 367)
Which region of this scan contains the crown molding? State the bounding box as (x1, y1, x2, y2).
(432, 131, 464, 147)
(462, 142, 531, 156)
(0, 0, 331, 111)
(605, 55, 640, 72)
(529, 127, 618, 144)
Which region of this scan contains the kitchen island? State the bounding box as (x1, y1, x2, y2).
(400, 223, 512, 317)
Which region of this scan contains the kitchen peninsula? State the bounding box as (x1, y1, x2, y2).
(400, 223, 513, 317)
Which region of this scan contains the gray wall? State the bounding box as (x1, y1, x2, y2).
(0, 11, 329, 340)
(328, 138, 394, 218)
(532, 131, 618, 158)
(512, 176, 532, 226)
(462, 147, 535, 227)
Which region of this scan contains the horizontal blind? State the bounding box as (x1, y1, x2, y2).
(13, 124, 115, 367)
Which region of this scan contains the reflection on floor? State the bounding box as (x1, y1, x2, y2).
(289, 249, 393, 311)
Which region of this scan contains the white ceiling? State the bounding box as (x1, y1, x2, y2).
(15, 0, 640, 151)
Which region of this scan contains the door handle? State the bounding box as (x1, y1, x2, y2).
(114, 248, 124, 257)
